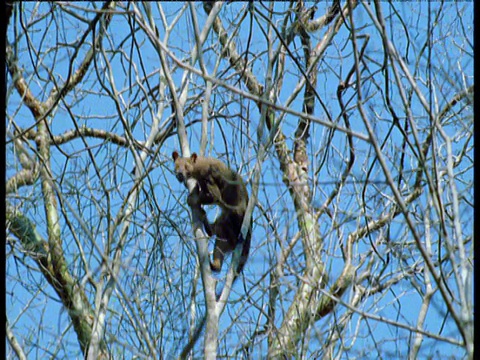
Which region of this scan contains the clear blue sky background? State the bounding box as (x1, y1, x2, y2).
(6, 2, 473, 358)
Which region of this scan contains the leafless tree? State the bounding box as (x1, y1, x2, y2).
(6, 1, 473, 359)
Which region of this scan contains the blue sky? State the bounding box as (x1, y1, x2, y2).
(6, 2, 473, 358)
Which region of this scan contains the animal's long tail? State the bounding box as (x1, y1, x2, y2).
(235, 216, 252, 280)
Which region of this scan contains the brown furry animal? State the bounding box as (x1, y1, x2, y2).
(172, 151, 251, 275)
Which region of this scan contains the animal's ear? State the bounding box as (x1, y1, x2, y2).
(172, 151, 179, 161)
(191, 153, 198, 162)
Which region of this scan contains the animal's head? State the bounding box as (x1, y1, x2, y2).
(172, 151, 198, 183)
